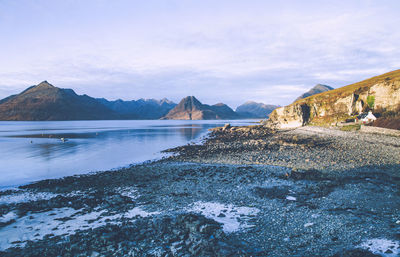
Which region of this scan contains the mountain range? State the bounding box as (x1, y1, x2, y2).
(97, 98, 176, 119)
(0, 81, 118, 120)
(0, 81, 178, 121)
(294, 84, 333, 102)
(236, 101, 279, 118)
(0, 81, 280, 120)
(162, 96, 240, 120)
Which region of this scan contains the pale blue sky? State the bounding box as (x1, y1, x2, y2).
(0, 0, 399, 107)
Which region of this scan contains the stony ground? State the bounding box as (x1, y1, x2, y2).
(166, 125, 400, 171)
(0, 125, 399, 256)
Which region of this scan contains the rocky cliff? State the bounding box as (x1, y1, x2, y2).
(266, 70, 400, 129)
(161, 96, 239, 120)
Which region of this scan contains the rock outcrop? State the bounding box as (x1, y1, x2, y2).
(236, 101, 279, 118)
(295, 84, 333, 102)
(161, 96, 240, 120)
(266, 70, 400, 129)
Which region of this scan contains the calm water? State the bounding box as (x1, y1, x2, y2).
(0, 120, 255, 186)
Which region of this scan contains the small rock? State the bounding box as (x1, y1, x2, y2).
(304, 223, 314, 228)
(91, 251, 100, 257)
(199, 224, 218, 234)
(170, 241, 184, 255)
(286, 196, 297, 201)
(222, 124, 231, 131)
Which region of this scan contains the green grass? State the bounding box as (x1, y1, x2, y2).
(340, 124, 361, 131)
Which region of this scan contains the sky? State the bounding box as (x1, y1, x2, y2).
(0, 0, 399, 108)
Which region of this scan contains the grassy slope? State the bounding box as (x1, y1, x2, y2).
(295, 69, 400, 105)
(288, 69, 400, 126)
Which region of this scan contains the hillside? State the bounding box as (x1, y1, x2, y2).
(236, 101, 279, 118)
(370, 105, 400, 130)
(294, 84, 333, 102)
(0, 81, 119, 120)
(161, 96, 240, 120)
(266, 70, 400, 129)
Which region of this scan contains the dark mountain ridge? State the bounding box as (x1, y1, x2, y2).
(295, 84, 334, 102)
(0, 81, 178, 121)
(236, 101, 279, 118)
(97, 98, 176, 119)
(0, 81, 119, 120)
(0, 82, 269, 121)
(161, 96, 240, 120)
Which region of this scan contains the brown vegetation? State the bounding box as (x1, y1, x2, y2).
(295, 69, 400, 104)
(268, 69, 400, 128)
(370, 104, 400, 130)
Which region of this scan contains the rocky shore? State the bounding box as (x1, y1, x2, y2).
(166, 125, 400, 171)
(0, 125, 399, 256)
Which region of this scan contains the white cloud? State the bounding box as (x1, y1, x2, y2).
(0, 0, 399, 106)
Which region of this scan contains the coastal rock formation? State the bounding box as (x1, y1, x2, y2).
(236, 101, 279, 118)
(267, 70, 400, 129)
(0, 81, 119, 120)
(161, 96, 239, 120)
(294, 84, 333, 102)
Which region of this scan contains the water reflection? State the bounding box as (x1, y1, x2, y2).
(179, 125, 204, 141)
(0, 120, 255, 186)
(28, 140, 80, 160)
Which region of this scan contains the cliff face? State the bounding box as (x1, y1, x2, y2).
(266, 70, 400, 129)
(162, 96, 239, 120)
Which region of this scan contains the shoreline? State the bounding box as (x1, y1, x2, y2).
(0, 125, 399, 256)
(172, 125, 400, 168)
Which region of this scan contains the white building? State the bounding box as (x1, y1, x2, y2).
(357, 111, 377, 123)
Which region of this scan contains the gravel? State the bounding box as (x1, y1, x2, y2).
(0, 125, 399, 256)
(166, 125, 400, 171)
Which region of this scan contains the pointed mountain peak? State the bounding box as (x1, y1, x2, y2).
(32, 80, 56, 90)
(182, 96, 198, 101)
(213, 103, 226, 107)
(178, 96, 203, 109)
(160, 97, 174, 104)
(22, 81, 57, 95)
(295, 84, 333, 102)
(37, 80, 54, 88)
(236, 101, 279, 118)
(162, 96, 239, 120)
(313, 84, 333, 91)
